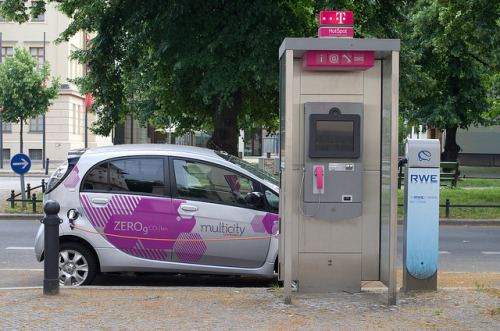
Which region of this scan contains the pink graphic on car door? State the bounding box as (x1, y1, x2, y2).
(250, 213, 279, 238)
(80, 194, 207, 263)
(63, 166, 80, 188)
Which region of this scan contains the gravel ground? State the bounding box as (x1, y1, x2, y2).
(0, 270, 499, 330)
(0, 286, 498, 330)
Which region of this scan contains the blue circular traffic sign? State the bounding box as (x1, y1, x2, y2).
(11, 153, 31, 174)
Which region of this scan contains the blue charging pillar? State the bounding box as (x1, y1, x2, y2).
(403, 139, 440, 291)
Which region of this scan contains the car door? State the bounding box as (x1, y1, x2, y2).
(79, 156, 174, 261)
(170, 158, 273, 268)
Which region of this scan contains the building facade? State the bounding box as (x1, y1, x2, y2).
(0, 1, 112, 164)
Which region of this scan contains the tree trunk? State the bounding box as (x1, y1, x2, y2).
(441, 126, 460, 162)
(208, 89, 241, 156)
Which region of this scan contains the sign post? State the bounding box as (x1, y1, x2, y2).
(11, 153, 32, 208)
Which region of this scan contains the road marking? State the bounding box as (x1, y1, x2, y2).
(438, 251, 450, 254)
(6, 247, 33, 250)
(0, 269, 43, 271)
(0, 287, 42, 290)
(482, 251, 500, 255)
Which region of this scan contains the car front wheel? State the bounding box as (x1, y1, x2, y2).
(59, 242, 97, 286)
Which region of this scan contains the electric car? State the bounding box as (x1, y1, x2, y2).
(35, 144, 279, 286)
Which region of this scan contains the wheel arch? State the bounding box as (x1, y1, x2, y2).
(41, 235, 101, 273)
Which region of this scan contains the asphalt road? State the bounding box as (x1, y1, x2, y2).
(397, 225, 500, 272)
(0, 220, 498, 288)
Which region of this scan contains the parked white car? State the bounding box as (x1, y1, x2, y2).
(35, 144, 279, 286)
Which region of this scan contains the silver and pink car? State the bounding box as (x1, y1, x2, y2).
(35, 144, 279, 286)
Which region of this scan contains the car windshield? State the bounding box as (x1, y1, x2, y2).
(215, 151, 279, 187)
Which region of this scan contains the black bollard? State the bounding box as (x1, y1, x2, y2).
(32, 193, 37, 213)
(45, 158, 49, 175)
(10, 190, 15, 208)
(43, 200, 61, 295)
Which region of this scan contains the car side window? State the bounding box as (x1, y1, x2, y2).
(264, 188, 279, 214)
(173, 159, 254, 207)
(82, 163, 108, 191)
(82, 157, 165, 195)
(109, 158, 164, 194)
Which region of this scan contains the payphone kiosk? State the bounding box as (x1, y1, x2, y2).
(278, 15, 400, 305)
(303, 102, 363, 220)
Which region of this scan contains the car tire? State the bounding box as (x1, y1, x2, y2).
(59, 242, 97, 286)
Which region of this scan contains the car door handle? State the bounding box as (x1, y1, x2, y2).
(181, 205, 198, 212)
(91, 198, 109, 205)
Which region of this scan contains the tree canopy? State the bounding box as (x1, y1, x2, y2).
(400, 0, 500, 160)
(0, 47, 60, 152)
(0, 0, 408, 155)
(2, 0, 498, 160)
(60, 0, 316, 155)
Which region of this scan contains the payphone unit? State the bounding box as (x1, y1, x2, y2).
(303, 102, 363, 220)
(278, 10, 400, 306)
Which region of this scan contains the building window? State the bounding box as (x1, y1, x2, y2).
(2, 121, 12, 132)
(30, 47, 44, 70)
(2, 149, 10, 160)
(1, 47, 13, 64)
(29, 149, 42, 160)
(30, 115, 43, 132)
(31, 1, 45, 22)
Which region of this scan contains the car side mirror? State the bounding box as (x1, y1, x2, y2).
(245, 191, 263, 206)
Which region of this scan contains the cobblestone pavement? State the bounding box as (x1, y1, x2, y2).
(0, 272, 499, 330)
(0, 286, 499, 330)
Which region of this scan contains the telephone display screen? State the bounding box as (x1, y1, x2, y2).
(308, 114, 360, 158)
(315, 121, 354, 152)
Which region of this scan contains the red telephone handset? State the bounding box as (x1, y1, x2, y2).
(315, 166, 323, 190)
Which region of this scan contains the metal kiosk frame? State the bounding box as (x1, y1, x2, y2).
(278, 38, 400, 305)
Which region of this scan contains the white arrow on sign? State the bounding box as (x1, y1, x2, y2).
(12, 158, 29, 169)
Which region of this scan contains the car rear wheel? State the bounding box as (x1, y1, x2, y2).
(59, 242, 97, 286)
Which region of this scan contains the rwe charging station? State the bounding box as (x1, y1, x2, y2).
(278, 11, 400, 305)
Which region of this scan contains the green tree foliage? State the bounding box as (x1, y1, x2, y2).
(400, 0, 500, 161)
(0, 47, 60, 153)
(41, 0, 316, 155)
(1, 0, 411, 155)
(6, 0, 495, 161)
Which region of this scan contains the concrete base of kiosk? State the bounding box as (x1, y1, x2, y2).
(298, 253, 362, 293)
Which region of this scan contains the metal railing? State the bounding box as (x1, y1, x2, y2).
(398, 197, 500, 219)
(6, 179, 46, 213)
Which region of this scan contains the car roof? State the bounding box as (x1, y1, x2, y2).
(79, 144, 220, 159)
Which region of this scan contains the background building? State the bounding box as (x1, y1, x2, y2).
(456, 125, 500, 167)
(0, 1, 112, 164)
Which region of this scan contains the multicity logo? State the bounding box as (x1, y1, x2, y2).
(200, 222, 246, 237)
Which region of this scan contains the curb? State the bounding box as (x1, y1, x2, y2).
(397, 219, 500, 226)
(0, 213, 43, 220)
(0, 171, 51, 177)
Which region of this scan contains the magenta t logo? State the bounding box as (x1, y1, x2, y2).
(336, 12, 346, 24)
